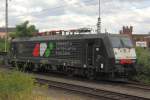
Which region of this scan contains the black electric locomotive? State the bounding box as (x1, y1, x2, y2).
(9, 33, 137, 80)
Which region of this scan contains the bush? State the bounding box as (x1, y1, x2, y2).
(0, 39, 5, 52)
(135, 47, 150, 84)
(0, 39, 10, 52)
(0, 70, 35, 100)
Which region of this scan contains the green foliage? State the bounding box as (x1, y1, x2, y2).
(10, 21, 38, 38)
(9, 32, 17, 38)
(0, 39, 5, 51)
(0, 21, 38, 52)
(0, 39, 10, 52)
(0, 71, 35, 100)
(135, 47, 150, 84)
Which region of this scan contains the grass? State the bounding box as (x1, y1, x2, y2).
(0, 70, 42, 100)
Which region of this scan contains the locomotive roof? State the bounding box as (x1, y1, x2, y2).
(12, 33, 129, 42)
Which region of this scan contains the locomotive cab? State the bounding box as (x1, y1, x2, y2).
(109, 35, 137, 79)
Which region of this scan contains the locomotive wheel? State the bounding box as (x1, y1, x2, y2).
(11, 61, 17, 68)
(86, 69, 96, 80)
(37, 64, 47, 72)
(67, 68, 74, 77)
(14, 62, 24, 71)
(24, 63, 34, 72)
(13, 62, 23, 71)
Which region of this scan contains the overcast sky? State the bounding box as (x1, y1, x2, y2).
(0, 0, 150, 34)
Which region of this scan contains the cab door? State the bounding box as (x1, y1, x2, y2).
(93, 39, 106, 71)
(87, 42, 94, 66)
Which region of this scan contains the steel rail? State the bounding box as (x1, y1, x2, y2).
(35, 78, 150, 100)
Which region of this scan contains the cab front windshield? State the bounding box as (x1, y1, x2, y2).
(110, 36, 133, 48)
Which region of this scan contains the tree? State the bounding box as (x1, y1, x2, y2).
(10, 21, 38, 38)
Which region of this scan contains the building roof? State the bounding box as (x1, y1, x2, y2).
(12, 33, 129, 42)
(132, 34, 150, 37)
(144, 36, 150, 38)
(0, 27, 15, 32)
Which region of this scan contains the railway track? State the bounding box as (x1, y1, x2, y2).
(39, 72, 150, 92)
(1, 66, 150, 100)
(123, 82, 150, 91)
(36, 77, 150, 100)
(34, 71, 150, 93)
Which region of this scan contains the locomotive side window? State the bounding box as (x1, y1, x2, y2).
(110, 37, 122, 48)
(121, 37, 133, 48)
(110, 36, 133, 48)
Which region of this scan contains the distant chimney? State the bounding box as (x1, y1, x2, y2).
(119, 26, 133, 36)
(120, 30, 123, 34)
(130, 26, 133, 33)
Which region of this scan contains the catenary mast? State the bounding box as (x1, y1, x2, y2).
(97, 0, 101, 34)
(5, 0, 8, 52)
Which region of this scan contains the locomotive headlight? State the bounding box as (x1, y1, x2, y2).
(132, 59, 136, 63)
(83, 64, 87, 68)
(100, 64, 104, 69)
(96, 48, 99, 51)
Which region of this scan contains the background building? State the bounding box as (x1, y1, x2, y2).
(0, 27, 15, 39)
(119, 26, 150, 48)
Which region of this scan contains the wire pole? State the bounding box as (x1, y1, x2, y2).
(5, 0, 8, 52)
(97, 0, 101, 34)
